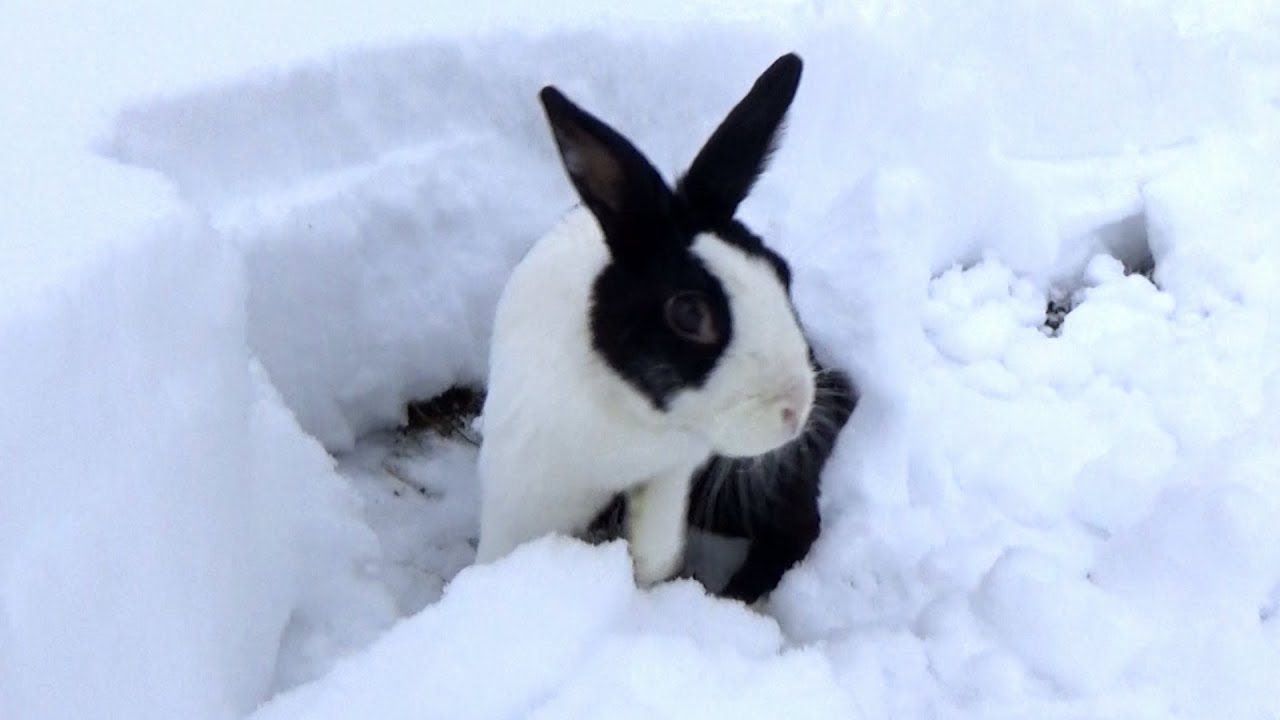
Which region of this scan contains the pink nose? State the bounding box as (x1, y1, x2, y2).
(781, 406, 801, 434)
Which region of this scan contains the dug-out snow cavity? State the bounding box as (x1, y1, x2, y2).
(103, 29, 800, 451)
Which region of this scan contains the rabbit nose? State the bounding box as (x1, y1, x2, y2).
(779, 378, 813, 435)
(781, 406, 801, 434)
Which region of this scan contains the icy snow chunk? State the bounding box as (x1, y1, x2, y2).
(930, 305, 1019, 364)
(1081, 263, 1173, 318)
(973, 549, 1145, 696)
(1002, 339, 1094, 394)
(1069, 421, 1178, 533)
(1082, 253, 1125, 285)
(925, 261, 1048, 366)
(1057, 271, 1176, 386)
(928, 261, 1014, 311)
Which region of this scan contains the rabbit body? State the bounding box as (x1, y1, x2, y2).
(476, 54, 816, 586)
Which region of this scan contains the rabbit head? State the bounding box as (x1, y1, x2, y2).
(539, 54, 814, 457)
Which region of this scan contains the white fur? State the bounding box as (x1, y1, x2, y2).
(675, 233, 815, 456)
(475, 207, 814, 584)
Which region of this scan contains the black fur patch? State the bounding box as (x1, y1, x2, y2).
(590, 247, 733, 410)
(588, 211, 792, 410)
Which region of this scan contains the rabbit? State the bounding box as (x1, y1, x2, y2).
(475, 53, 815, 586)
(589, 356, 857, 603)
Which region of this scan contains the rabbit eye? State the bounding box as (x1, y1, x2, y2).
(665, 292, 718, 345)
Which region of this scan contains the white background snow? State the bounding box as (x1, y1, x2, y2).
(3, 1, 1280, 718)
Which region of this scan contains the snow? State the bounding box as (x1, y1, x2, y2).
(3, 1, 1280, 720)
(0, 209, 392, 718)
(251, 539, 852, 720)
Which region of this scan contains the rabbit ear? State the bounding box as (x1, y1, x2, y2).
(678, 54, 803, 225)
(540, 86, 676, 263)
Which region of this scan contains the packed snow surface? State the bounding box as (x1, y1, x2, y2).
(3, 2, 1280, 719)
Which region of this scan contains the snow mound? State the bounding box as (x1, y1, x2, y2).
(250, 539, 852, 720)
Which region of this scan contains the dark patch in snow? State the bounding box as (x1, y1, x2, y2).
(1044, 296, 1072, 335)
(403, 386, 485, 445)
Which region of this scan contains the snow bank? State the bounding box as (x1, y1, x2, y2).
(0, 174, 392, 718)
(0, 186, 269, 719)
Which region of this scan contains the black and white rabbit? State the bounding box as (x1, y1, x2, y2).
(476, 54, 816, 586)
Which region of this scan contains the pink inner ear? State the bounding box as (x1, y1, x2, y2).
(555, 125, 625, 213)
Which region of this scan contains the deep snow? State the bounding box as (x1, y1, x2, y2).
(3, 2, 1280, 719)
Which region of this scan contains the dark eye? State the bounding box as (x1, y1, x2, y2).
(664, 292, 718, 345)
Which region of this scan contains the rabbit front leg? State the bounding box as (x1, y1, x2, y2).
(626, 468, 694, 586)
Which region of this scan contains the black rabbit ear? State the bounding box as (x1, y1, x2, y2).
(677, 53, 803, 225)
(540, 86, 676, 263)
